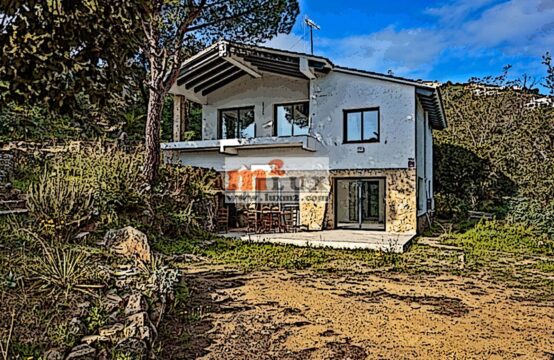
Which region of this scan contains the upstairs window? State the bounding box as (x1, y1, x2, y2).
(275, 102, 310, 136)
(343, 108, 380, 143)
(219, 107, 255, 139)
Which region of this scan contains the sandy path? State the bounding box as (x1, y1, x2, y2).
(165, 267, 554, 359)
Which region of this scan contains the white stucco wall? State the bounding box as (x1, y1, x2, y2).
(202, 74, 309, 140)
(310, 71, 416, 169)
(177, 70, 418, 172)
(415, 98, 434, 215)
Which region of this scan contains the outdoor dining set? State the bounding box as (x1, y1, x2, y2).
(216, 205, 300, 234)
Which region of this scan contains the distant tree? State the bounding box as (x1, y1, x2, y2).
(542, 52, 554, 95)
(0, 1, 142, 114)
(137, 0, 299, 184)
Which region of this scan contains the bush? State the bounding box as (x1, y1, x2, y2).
(443, 220, 553, 259)
(27, 171, 95, 243)
(18, 143, 219, 245)
(506, 198, 554, 239)
(31, 246, 96, 296)
(149, 165, 219, 238)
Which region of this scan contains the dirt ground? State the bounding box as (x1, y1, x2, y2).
(158, 265, 554, 360)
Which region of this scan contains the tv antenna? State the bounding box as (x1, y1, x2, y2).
(304, 16, 320, 55)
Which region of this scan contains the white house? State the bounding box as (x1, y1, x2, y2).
(162, 41, 447, 238)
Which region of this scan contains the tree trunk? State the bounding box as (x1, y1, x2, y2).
(143, 87, 164, 184)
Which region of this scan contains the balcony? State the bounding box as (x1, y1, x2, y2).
(161, 135, 319, 155)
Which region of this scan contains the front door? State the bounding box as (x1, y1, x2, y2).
(335, 178, 385, 230)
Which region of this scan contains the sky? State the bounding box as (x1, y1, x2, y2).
(264, 0, 554, 92)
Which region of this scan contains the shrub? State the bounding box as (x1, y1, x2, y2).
(443, 220, 554, 260)
(149, 165, 219, 238)
(506, 197, 554, 239)
(31, 246, 95, 296)
(27, 171, 95, 243)
(51, 144, 144, 225)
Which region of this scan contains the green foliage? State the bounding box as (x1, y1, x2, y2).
(437, 83, 554, 204)
(84, 305, 108, 333)
(506, 198, 554, 239)
(442, 220, 554, 267)
(436, 82, 554, 234)
(136, 255, 180, 299)
(16, 144, 219, 245)
(156, 237, 404, 271)
(31, 246, 95, 296)
(434, 143, 515, 218)
(537, 260, 554, 273)
(0, 0, 142, 112)
(149, 165, 219, 238)
(48, 323, 78, 348)
(0, 103, 83, 142)
(27, 171, 95, 243)
(52, 145, 144, 223)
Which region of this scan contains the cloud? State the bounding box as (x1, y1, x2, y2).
(426, 0, 500, 23)
(459, 0, 554, 52)
(262, 33, 309, 53)
(318, 27, 446, 78)
(323, 0, 553, 78)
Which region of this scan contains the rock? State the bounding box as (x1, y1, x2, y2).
(81, 335, 109, 345)
(104, 226, 152, 263)
(125, 312, 154, 341)
(125, 293, 147, 315)
(43, 348, 64, 360)
(99, 323, 124, 338)
(113, 338, 147, 359)
(66, 344, 96, 360)
(104, 293, 123, 312)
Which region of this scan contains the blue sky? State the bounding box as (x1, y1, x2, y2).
(265, 0, 554, 92)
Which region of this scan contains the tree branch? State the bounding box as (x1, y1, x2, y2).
(184, 0, 270, 33)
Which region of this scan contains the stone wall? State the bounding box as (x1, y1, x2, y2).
(0, 151, 15, 183)
(324, 169, 417, 233)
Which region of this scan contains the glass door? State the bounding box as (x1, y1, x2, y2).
(336, 178, 385, 230)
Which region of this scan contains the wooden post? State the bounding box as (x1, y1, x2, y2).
(173, 95, 186, 142)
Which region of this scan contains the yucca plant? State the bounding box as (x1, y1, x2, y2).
(31, 246, 96, 297)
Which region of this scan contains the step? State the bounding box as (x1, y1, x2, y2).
(0, 209, 28, 216)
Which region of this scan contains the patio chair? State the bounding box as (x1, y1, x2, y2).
(246, 208, 259, 233)
(260, 206, 273, 233)
(216, 207, 229, 233)
(281, 209, 294, 232)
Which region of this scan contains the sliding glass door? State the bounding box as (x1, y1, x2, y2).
(335, 178, 385, 230)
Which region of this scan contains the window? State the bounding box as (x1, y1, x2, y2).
(343, 108, 380, 143)
(219, 107, 255, 139)
(275, 102, 310, 136)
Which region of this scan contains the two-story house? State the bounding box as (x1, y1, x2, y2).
(162, 41, 447, 239)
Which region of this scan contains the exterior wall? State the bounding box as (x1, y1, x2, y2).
(310, 71, 416, 170)
(415, 97, 435, 216)
(203, 74, 309, 140)
(165, 69, 424, 234)
(163, 146, 323, 170)
(182, 70, 418, 172)
(325, 169, 417, 233)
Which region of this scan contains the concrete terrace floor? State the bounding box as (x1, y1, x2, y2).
(222, 230, 415, 253)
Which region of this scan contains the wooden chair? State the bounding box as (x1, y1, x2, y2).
(216, 207, 229, 233)
(271, 206, 281, 232)
(283, 205, 300, 233)
(246, 208, 259, 233)
(281, 209, 295, 233)
(260, 206, 272, 233)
